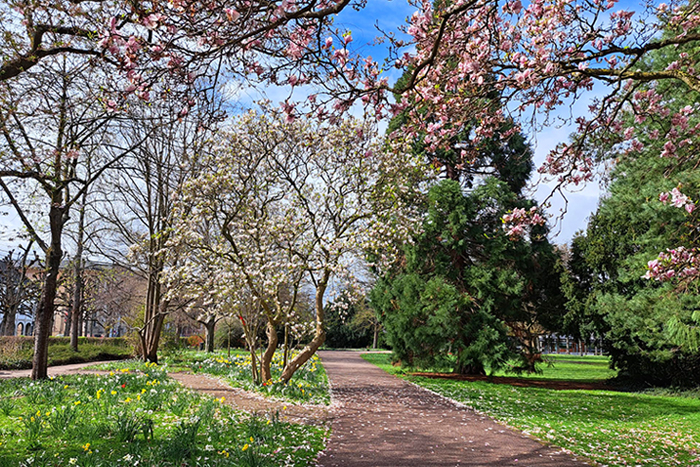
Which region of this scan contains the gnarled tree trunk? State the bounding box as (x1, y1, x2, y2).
(203, 315, 216, 353)
(280, 272, 329, 383)
(260, 319, 279, 382)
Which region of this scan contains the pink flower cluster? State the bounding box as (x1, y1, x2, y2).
(502, 207, 546, 238)
(644, 247, 700, 281)
(659, 186, 695, 214)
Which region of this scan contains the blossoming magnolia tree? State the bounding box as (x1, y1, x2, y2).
(0, 0, 360, 90)
(379, 0, 700, 281)
(8, 0, 700, 378)
(275, 0, 700, 280)
(0, 0, 359, 379)
(169, 107, 427, 383)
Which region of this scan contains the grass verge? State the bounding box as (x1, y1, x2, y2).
(492, 354, 618, 382)
(362, 353, 700, 467)
(0, 366, 326, 466)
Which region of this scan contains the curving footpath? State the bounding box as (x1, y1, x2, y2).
(0, 361, 115, 379)
(318, 351, 590, 467)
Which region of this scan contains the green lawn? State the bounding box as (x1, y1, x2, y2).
(0, 365, 326, 466)
(362, 353, 700, 467)
(492, 354, 618, 382)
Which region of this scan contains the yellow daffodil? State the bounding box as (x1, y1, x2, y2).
(242, 443, 249, 452)
(83, 443, 90, 451)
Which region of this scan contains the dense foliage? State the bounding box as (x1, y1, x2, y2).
(566, 154, 700, 385)
(561, 31, 700, 386)
(372, 123, 564, 374)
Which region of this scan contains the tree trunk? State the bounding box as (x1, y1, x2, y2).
(63, 308, 71, 337)
(141, 267, 168, 362)
(248, 339, 259, 384)
(204, 317, 216, 352)
(260, 319, 279, 382)
(282, 322, 289, 369)
(0, 310, 16, 336)
(70, 298, 81, 351)
(142, 303, 167, 363)
(31, 205, 65, 380)
(372, 324, 379, 349)
(457, 362, 486, 375)
(70, 198, 87, 352)
(280, 272, 330, 383)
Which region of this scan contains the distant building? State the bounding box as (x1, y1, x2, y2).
(50, 260, 145, 338)
(0, 256, 39, 336)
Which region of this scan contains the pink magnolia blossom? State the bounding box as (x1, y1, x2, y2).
(644, 247, 700, 282)
(224, 8, 240, 22)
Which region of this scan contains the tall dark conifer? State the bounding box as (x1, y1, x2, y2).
(372, 77, 564, 373)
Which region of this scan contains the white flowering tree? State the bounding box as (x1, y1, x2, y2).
(170, 106, 427, 383)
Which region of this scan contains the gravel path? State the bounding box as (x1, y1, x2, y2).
(0, 361, 116, 379)
(318, 351, 591, 467)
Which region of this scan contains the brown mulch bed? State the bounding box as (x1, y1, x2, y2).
(409, 372, 617, 391)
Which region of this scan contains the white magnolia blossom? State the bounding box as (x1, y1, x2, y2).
(166, 105, 432, 380)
